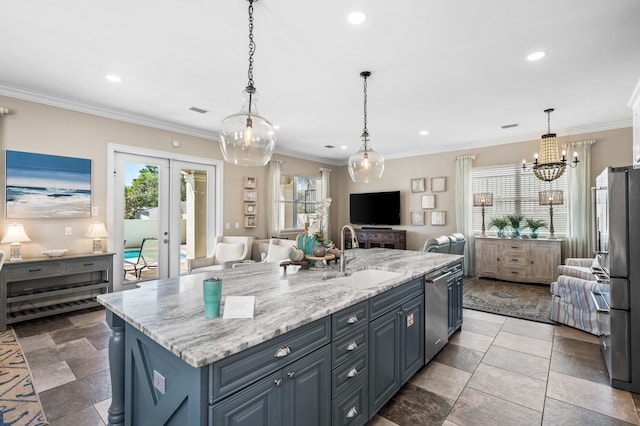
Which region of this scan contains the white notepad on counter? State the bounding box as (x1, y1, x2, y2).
(223, 296, 256, 319)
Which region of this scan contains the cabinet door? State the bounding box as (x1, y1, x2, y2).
(369, 309, 400, 415)
(454, 277, 463, 331)
(476, 240, 499, 277)
(529, 241, 560, 283)
(212, 371, 282, 426)
(447, 282, 455, 336)
(283, 345, 331, 426)
(400, 296, 424, 383)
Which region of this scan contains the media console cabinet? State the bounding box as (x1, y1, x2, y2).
(345, 228, 407, 250)
(0, 252, 113, 331)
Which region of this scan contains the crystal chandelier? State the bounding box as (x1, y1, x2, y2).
(219, 0, 276, 167)
(348, 71, 384, 183)
(522, 109, 579, 182)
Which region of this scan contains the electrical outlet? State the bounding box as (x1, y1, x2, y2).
(153, 370, 166, 394)
(64, 226, 72, 236)
(235, 222, 240, 229)
(91, 206, 98, 217)
(225, 223, 230, 229)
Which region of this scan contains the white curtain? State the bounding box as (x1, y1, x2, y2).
(267, 159, 282, 238)
(320, 168, 332, 240)
(455, 155, 476, 275)
(565, 140, 595, 258)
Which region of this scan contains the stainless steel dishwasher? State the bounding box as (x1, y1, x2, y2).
(424, 266, 453, 364)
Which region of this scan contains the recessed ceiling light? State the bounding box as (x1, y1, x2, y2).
(348, 11, 367, 25)
(527, 51, 546, 61)
(340, 145, 348, 150)
(419, 130, 429, 136)
(105, 74, 121, 83)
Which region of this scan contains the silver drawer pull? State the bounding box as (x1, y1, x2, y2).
(347, 315, 359, 324)
(287, 371, 296, 379)
(274, 346, 291, 358)
(346, 407, 358, 418)
(346, 342, 358, 351)
(347, 367, 358, 378)
(29, 268, 42, 273)
(274, 379, 282, 387)
(83, 263, 94, 267)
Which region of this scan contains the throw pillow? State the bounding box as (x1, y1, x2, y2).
(214, 242, 244, 264)
(265, 240, 293, 263)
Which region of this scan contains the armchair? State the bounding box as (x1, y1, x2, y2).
(557, 256, 608, 282)
(187, 236, 253, 274)
(447, 233, 466, 255)
(422, 236, 451, 253)
(549, 274, 609, 335)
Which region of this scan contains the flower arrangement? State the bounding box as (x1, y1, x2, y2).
(308, 197, 332, 246)
(524, 218, 547, 239)
(489, 217, 509, 237)
(506, 214, 525, 238)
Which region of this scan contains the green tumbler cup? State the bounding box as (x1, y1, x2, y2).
(203, 277, 222, 318)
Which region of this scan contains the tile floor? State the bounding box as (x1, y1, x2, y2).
(13, 307, 640, 426)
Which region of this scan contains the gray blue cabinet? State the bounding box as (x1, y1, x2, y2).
(368, 278, 424, 416)
(447, 262, 464, 336)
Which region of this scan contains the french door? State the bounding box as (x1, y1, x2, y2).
(109, 145, 221, 290)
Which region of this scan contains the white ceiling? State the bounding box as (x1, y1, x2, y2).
(1, 1, 640, 165)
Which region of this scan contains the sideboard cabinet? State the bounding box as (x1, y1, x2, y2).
(0, 253, 113, 331)
(345, 229, 406, 250)
(475, 237, 560, 284)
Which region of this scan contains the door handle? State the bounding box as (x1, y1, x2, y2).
(163, 239, 168, 243)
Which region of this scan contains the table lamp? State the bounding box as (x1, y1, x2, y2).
(1, 223, 31, 261)
(85, 222, 109, 253)
(539, 190, 563, 239)
(473, 193, 494, 236)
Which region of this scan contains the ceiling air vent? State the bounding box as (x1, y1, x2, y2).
(501, 123, 518, 129)
(324, 145, 335, 149)
(189, 107, 208, 114)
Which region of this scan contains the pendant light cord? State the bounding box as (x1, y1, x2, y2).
(247, 0, 256, 113)
(361, 72, 370, 149)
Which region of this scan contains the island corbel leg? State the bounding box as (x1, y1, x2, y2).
(106, 310, 125, 426)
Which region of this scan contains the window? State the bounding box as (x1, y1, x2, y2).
(279, 175, 322, 232)
(472, 164, 568, 236)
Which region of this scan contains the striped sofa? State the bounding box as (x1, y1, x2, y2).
(549, 274, 609, 335)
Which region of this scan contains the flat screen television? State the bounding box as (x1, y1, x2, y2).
(349, 191, 401, 226)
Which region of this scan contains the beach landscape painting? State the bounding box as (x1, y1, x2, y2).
(6, 150, 91, 218)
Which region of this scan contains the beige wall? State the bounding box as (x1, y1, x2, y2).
(0, 95, 333, 257)
(1, 95, 633, 256)
(331, 128, 633, 251)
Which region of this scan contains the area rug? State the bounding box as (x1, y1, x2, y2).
(0, 329, 48, 426)
(463, 277, 554, 324)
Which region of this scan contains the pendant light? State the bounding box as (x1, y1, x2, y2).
(348, 71, 384, 183)
(219, 0, 276, 167)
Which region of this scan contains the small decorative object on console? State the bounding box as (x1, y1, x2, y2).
(42, 249, 69, 258)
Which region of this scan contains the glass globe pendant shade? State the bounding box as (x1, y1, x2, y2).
(348, 137, 385, 183)
(219, 87, 276, 167)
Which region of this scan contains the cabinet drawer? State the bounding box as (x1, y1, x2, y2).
(210, 317, 331, 401)
(332, 375, 368, 426)
(5, 262, 63, 281)
(500, 266, 528, 280)
(332, 301, 368, 339)
(370, 278, 422, 319)
(332, 351, 368, 397)
(501, 254, 528, 267)
(332, 327, 368, 367)
(65, 257, 111, 274)
(502, 241, 528, 254)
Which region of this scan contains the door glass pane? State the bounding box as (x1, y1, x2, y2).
(123, 163, 160, 282)
(181, 168, 208, 274)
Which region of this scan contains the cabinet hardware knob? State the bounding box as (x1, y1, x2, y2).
(346, 342, 358, 351)
(274, 346, 291, 358)
(287, 371, 296, 379)
(347, 367, 358, 378)
(274, 379, 282, 387)
(29, 268, 42, 273)
(347, 315, 359, 324)
(346, 407, 358, 418)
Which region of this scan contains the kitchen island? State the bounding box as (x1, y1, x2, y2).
(98, 248, 462, 426)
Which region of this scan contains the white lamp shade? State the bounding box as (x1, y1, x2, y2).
(85, 222, 109, 238)
(1, 223, 31, 243)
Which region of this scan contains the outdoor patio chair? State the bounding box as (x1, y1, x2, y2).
(123, 237, 157, 279)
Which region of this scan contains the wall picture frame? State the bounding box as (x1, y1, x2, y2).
(431, 176, 446, 192)
(244, 215, 257, 228)
(421, 194, 435, 209)
(431, 210, 446, 226)
(244, 176, 257, 189)
(411, 211, 425, 226)
(411, 177, 426, 193)
(243, 189, 257, 202)
(245, 203, 257, 215)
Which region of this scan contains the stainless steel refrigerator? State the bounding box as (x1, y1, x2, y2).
(596, 166, 640, 393)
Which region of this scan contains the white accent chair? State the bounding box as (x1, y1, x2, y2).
(234, 239, 296, 268)
(187, 236, 254, 274)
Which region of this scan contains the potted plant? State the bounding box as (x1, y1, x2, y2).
(506, 214, 525, 238)
(489, 217, 509, 238)
(524, 218, 547, 239)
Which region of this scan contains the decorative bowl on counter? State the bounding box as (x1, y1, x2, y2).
(42, 249, 69, 258)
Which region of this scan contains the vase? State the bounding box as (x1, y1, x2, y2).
(296, 233, 316, 256)
(530, 231, 538, 239)
(512, 228, 521, 238)
(313, 243, 326, 257)
(497, 229, 505, 238)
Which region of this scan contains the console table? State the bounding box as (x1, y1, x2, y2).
(0, 252, 113, 331)
(345, 228, 407, 250)
(475, 237, 560, 284)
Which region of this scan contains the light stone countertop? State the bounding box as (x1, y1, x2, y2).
(97, 248, 462, 368)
